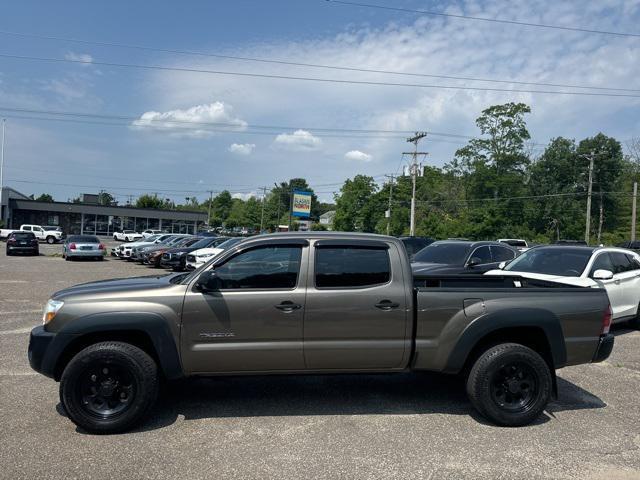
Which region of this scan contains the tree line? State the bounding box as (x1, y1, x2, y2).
(334, 103, 638, 244)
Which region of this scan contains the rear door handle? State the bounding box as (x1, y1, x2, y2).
(275, 301, 302, 312)
(375, 300, 400, 310)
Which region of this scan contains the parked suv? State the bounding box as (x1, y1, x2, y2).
(5, 231, 39, 256)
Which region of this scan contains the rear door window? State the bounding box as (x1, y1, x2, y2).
(609, 252, 635, 274)
(469, 246, 492, 265)
(315, 247, 390, 288)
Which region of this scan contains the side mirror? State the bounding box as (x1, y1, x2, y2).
(498, 261, 507, 270)
(195, 270, 220, 292)
(467, 257, 482, 267)
(592, 269, 614, 280)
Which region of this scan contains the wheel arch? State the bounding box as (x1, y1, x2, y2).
(51, 313, 183, 381)
(445, 309, 567, 375)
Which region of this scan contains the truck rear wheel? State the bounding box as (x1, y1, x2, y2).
(466, 343, 551, 427)
(59, 341, 159, 434)
(46, 236, 55, 244)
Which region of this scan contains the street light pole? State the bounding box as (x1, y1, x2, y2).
(0, 119, 6, 225)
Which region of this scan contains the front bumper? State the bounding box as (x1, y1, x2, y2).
(592, 333, 614, 363)
(28, 326, 57, 378)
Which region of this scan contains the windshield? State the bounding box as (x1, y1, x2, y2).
(504, 247, 592, 276)
(145, 235, 160, 242)
(189, 237, 219, 249)
(413, 242, 471, 265)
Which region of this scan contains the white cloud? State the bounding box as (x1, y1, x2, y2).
(344, 150, 372, 162)
(65, 52, 93, 65)
(273, 130, 322, 151)
(228, 143, 255, 155)
(131, 101, 247, 138)
(232, 192, 257, 200)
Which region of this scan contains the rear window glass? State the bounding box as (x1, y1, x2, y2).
(505, 247, 592, 276)
(315, 247, 390, 288)
(11, 232, 35, 239)
(413, 242, 471, 265)
(67, 235, 99, 243)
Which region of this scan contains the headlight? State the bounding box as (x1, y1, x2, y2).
(42, 299, 64, 325)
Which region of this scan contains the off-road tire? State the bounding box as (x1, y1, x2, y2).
(46, 236, 55, 244)
(59, 341, 158, 434)
(466, 343, 552, 427)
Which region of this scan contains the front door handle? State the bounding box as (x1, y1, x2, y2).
(375, 300, 400, 310)
(275, 301, 302, 312)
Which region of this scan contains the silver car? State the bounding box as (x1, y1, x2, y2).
(63, 235, 105, 261)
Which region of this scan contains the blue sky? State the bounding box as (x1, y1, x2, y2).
(1, 0, 640, 203)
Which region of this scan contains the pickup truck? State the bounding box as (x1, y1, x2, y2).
(28, 232, 614, 434)
(1, 224, 63, 244)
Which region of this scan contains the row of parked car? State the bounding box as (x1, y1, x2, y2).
(111, 233, 244, 270)
(405, 237, 640, 328)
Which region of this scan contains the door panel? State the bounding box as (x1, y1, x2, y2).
(180, 244, 308, 373)
(610, 252, 640, 318)
(589, 252, 626, 318)
(303, 242, 409, 370)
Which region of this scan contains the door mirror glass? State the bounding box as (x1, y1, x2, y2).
(592, 269, 614, 280)
(498, 261, 507, 270)
(195, 270, 220, 292)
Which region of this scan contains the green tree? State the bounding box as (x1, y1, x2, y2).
(334, 175, 381, 232)
(212, 191, 233, 223)
(35, 193, 54, 202)
(97, 191, 115, 206)
(135, 194, 167, 209)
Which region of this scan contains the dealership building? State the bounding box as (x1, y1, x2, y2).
(0, 187, 208, 236)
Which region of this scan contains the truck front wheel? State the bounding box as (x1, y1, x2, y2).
(466, 343, 551, 427)
(46, 236, 55, 244)
(59, 341, 159, 434)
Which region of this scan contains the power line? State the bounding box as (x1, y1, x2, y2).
(323, 0, 640, 38)
(2, 53, 640, 98)
(0, 29, 636, 93)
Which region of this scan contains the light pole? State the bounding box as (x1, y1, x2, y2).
(0, 119, 6, 225)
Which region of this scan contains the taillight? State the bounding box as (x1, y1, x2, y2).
(69, 243, 77, 250)
(7, 238, 15, 244)
(98, 243, 105, 250)
(601, 304, 612, 335)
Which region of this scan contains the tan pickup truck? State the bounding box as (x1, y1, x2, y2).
(29, 232, 614, 433)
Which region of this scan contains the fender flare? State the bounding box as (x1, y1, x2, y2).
(46, 312, 183, 380)
(444, 307, 567, 373)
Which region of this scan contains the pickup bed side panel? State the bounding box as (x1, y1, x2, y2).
(412, 288, 609, 373)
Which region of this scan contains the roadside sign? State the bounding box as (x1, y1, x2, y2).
(292, 190, 312, 218)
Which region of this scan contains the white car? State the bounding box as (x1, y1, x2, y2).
(141, 229, 163, 238)
(486, 245, 640, 325)
(117, 234, 171, 259)
(1, 224, 64, 244)
(185, 238, 243, 270)
(113, 230, 143, 242)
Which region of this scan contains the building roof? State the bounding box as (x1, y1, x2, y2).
(9, 198, 207, 221)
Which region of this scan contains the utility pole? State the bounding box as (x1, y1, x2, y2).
(632, 182, 637, 242)
(259, 186, 267, 232)
(403, 132, 428, 236)
(207, 190, 213, 226)
(384, 174, 394, 236)
(0, 119, 5, 226)
(584, 152, 595, 245)
(597, 192, 604, 245)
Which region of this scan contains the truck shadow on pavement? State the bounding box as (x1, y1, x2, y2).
(60, 370, 606, 434)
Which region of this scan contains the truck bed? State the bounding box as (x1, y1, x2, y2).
(411, 275, 610, 373)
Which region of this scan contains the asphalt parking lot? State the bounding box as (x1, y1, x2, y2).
(1, 239, 640, 480)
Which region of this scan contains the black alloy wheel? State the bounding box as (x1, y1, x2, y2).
(489, 362, 538, 413)
(77, 363, 135, 419)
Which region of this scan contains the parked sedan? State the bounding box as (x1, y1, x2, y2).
(113, 230, 143, 242)
(5, 231, 39, 256)
(399, 236, 434, 260)
(485, 245, 640, 326)
(160, 236, 229, 271)
(63, 235, 105, 261)
(185, 237, 244, 270)
(144, 236, 199, 267)
(412, 240, 518, 275)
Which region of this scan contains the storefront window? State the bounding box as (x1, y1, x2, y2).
(122, 216, 134, 231)
(69, 213, 82, 235)
(109, 216, 122, 233)
(161, 219, 173, 232)
(147, 218, 160, 230)
(82, 214, 97, 234)
(96, 215, 109, 235)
